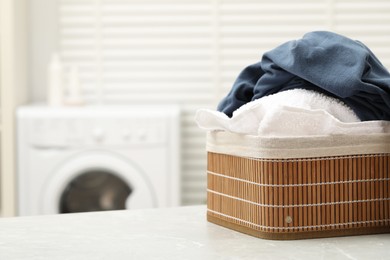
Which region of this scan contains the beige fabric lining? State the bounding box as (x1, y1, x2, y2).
(206, 131, 390, 158)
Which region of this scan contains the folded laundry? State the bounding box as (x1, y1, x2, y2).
(217, 31, 390, 121)
(196, 89, 390, 137)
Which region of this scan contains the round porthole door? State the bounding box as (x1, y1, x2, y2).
(59, 169, 132, 213)
(41, 152, 157, 214)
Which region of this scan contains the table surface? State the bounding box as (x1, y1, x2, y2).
(0, 205, 389, 260)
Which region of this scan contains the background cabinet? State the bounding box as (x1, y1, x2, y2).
(0, 0, 28, 217)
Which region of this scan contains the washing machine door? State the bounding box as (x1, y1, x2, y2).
(41, 152, 157, 214)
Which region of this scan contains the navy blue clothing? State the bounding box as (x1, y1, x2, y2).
(217, 31, 390, 121)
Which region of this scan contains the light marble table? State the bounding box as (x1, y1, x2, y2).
(0, 205, 389, 259)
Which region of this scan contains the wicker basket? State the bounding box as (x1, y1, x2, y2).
(206, 131, 390, 240)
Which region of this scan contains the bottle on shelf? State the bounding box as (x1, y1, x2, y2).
(47, 53, 64, 107)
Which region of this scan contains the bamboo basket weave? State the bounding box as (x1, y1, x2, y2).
(206, 131, 390, 240)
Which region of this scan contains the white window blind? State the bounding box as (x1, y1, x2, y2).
(54, 0, 390, 205)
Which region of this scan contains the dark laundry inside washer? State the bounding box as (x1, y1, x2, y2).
(60, 170, 132, 213)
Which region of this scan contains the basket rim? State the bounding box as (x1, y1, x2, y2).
(207, 131, 390, 159)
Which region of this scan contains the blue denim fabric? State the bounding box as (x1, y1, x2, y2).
(217, 31, 390, 121)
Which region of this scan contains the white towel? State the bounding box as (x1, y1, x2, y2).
(195, 89, 390, 137)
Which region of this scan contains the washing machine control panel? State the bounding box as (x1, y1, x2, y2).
(28, 117, 169, 148)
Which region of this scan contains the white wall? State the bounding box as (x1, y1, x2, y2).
(0, 0, 29, 216)
(29, 0, 59, 102)
(28, 0, 390, 205)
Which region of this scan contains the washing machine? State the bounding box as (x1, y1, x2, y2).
(17, 104, 180, 216)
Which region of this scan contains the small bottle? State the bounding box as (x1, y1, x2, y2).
(47, 53, 64, 106)
(66, 65, 84, 106)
